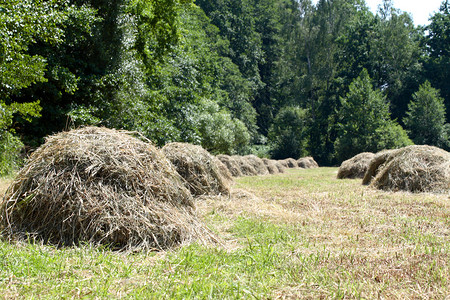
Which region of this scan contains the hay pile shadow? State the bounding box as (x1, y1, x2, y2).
(244, 155, 269, 175)
(337, 152, 374, 179)
(364, 145, 449, 193)
(297, 157, 319, 169)
(162, 143, 232, 196)
(0, 127, 216, 251)
(217, 155, 243, 177)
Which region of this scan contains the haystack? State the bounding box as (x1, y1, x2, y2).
(337, 152, 374, 179)
(162, 143, 232, 196)
(297, 156, 319, 169)
(274, 161, 286, 173)
(244, 155, 269, 175)
(362, 149, 399, 185)
(233, 155, 258, 176)
(283, 158, 298, 168)
(262, 158, 279, 174)
(368, 145, 449, 193)
(217, 154, 243, 177)
(0, 127, 215, 250)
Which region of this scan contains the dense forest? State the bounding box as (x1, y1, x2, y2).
(1, 0, 449, 174)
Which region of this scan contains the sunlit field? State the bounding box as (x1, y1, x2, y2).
(1, 168, 448, 299)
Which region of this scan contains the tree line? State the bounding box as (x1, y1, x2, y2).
(1, 0, 449, 175)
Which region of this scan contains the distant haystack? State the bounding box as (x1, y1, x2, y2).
(162, 143, 232, 196)
(274, 161, 286, 173)
(297, 157, 319, 169)
(217, 154, 243, 177)
(244, 155, 269, 175)
(233, 155, 258, 176)
(0, 127, 215, 250)
(283, 158, 298, 168)
(366, 145, 449, 193)
(337, 152, 374, 179)
(262, 158, 279, 174)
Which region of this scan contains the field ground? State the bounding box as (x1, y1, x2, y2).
(0, 168, 449, 299)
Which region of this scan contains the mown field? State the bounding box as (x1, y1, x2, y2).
(0, 168, 449, 299)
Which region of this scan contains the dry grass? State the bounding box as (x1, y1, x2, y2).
(162, 142, 232, 196)
(197, 168, 450, 299)
(233, 155, 258, 176)
(244, 155, 269, 175)
(0, 177, 13, 198)
(262, 158, 280, 174)
(282, 158, 298, 168)
(337, 152, 375, 179)
(0, 127, 216, 251)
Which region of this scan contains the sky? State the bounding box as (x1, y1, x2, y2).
(312, 0, 445, 26)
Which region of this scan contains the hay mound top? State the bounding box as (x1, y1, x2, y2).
(368, 145, 450, 193)
(337, 152, 374, 179)
(233, 155, 258, 176)
(162, 143, 232, 196)
(0, 127, 215, 250)
(297, 157, 319, 169)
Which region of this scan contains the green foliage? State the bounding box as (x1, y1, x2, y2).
(335, 69, 412, 162)
(403, 81, 449, 149)
(196, 99, 250, 155)
(422, 1, 450, 122)
(268, 106, 309, 159)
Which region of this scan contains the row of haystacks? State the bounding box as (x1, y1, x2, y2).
(338, 145, 449, 194)
(0, 127, 222, 251)
(217, 155, 319, 178)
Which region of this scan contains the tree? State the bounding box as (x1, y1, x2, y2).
(268, 106, 309, 159)
(334, 69, 411, 162)
(403, 81, 449, 149)
(0, 0, 73, 174)
(422, 0, 450, 122)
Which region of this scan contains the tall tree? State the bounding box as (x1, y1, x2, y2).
(403, 81, 449, 149)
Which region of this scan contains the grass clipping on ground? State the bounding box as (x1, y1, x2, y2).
(364, 145, 450, 193)
(162, 142, 232, 196)
(0, 127, 216, 250)
(337, 152, 375, 179)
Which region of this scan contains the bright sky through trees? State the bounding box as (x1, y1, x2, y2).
(313, 0, 444, 25)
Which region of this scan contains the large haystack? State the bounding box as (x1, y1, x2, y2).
(368, 145, 449, 193)
(217, 154, 243, 177)
(297, 156, 319, 169)
(0, 127, 215, 250)
(337, 152, 375, 179)
(244, 155, 269, 175)
(162, 143, 232, 196)
(233, 155, 258, 176)
(262, 158, 279, 174)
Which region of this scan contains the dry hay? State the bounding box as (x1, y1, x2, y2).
(297, 156, 319, 169)
(162, 143, 232, 196)
(362, 149, 400, 185)
(0, 127, 216, 251)
(262, 158, 279, 174)
(282, 158, 298, 168)
(217, 154, 243, 177)
(244, 155, 269, 175)
(274, 161, 286, 173)
(232, 156, 258, 176)
(278, 160, 290, 169)
(337, 152, 375, 179)
(367, 145, 449, 193)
